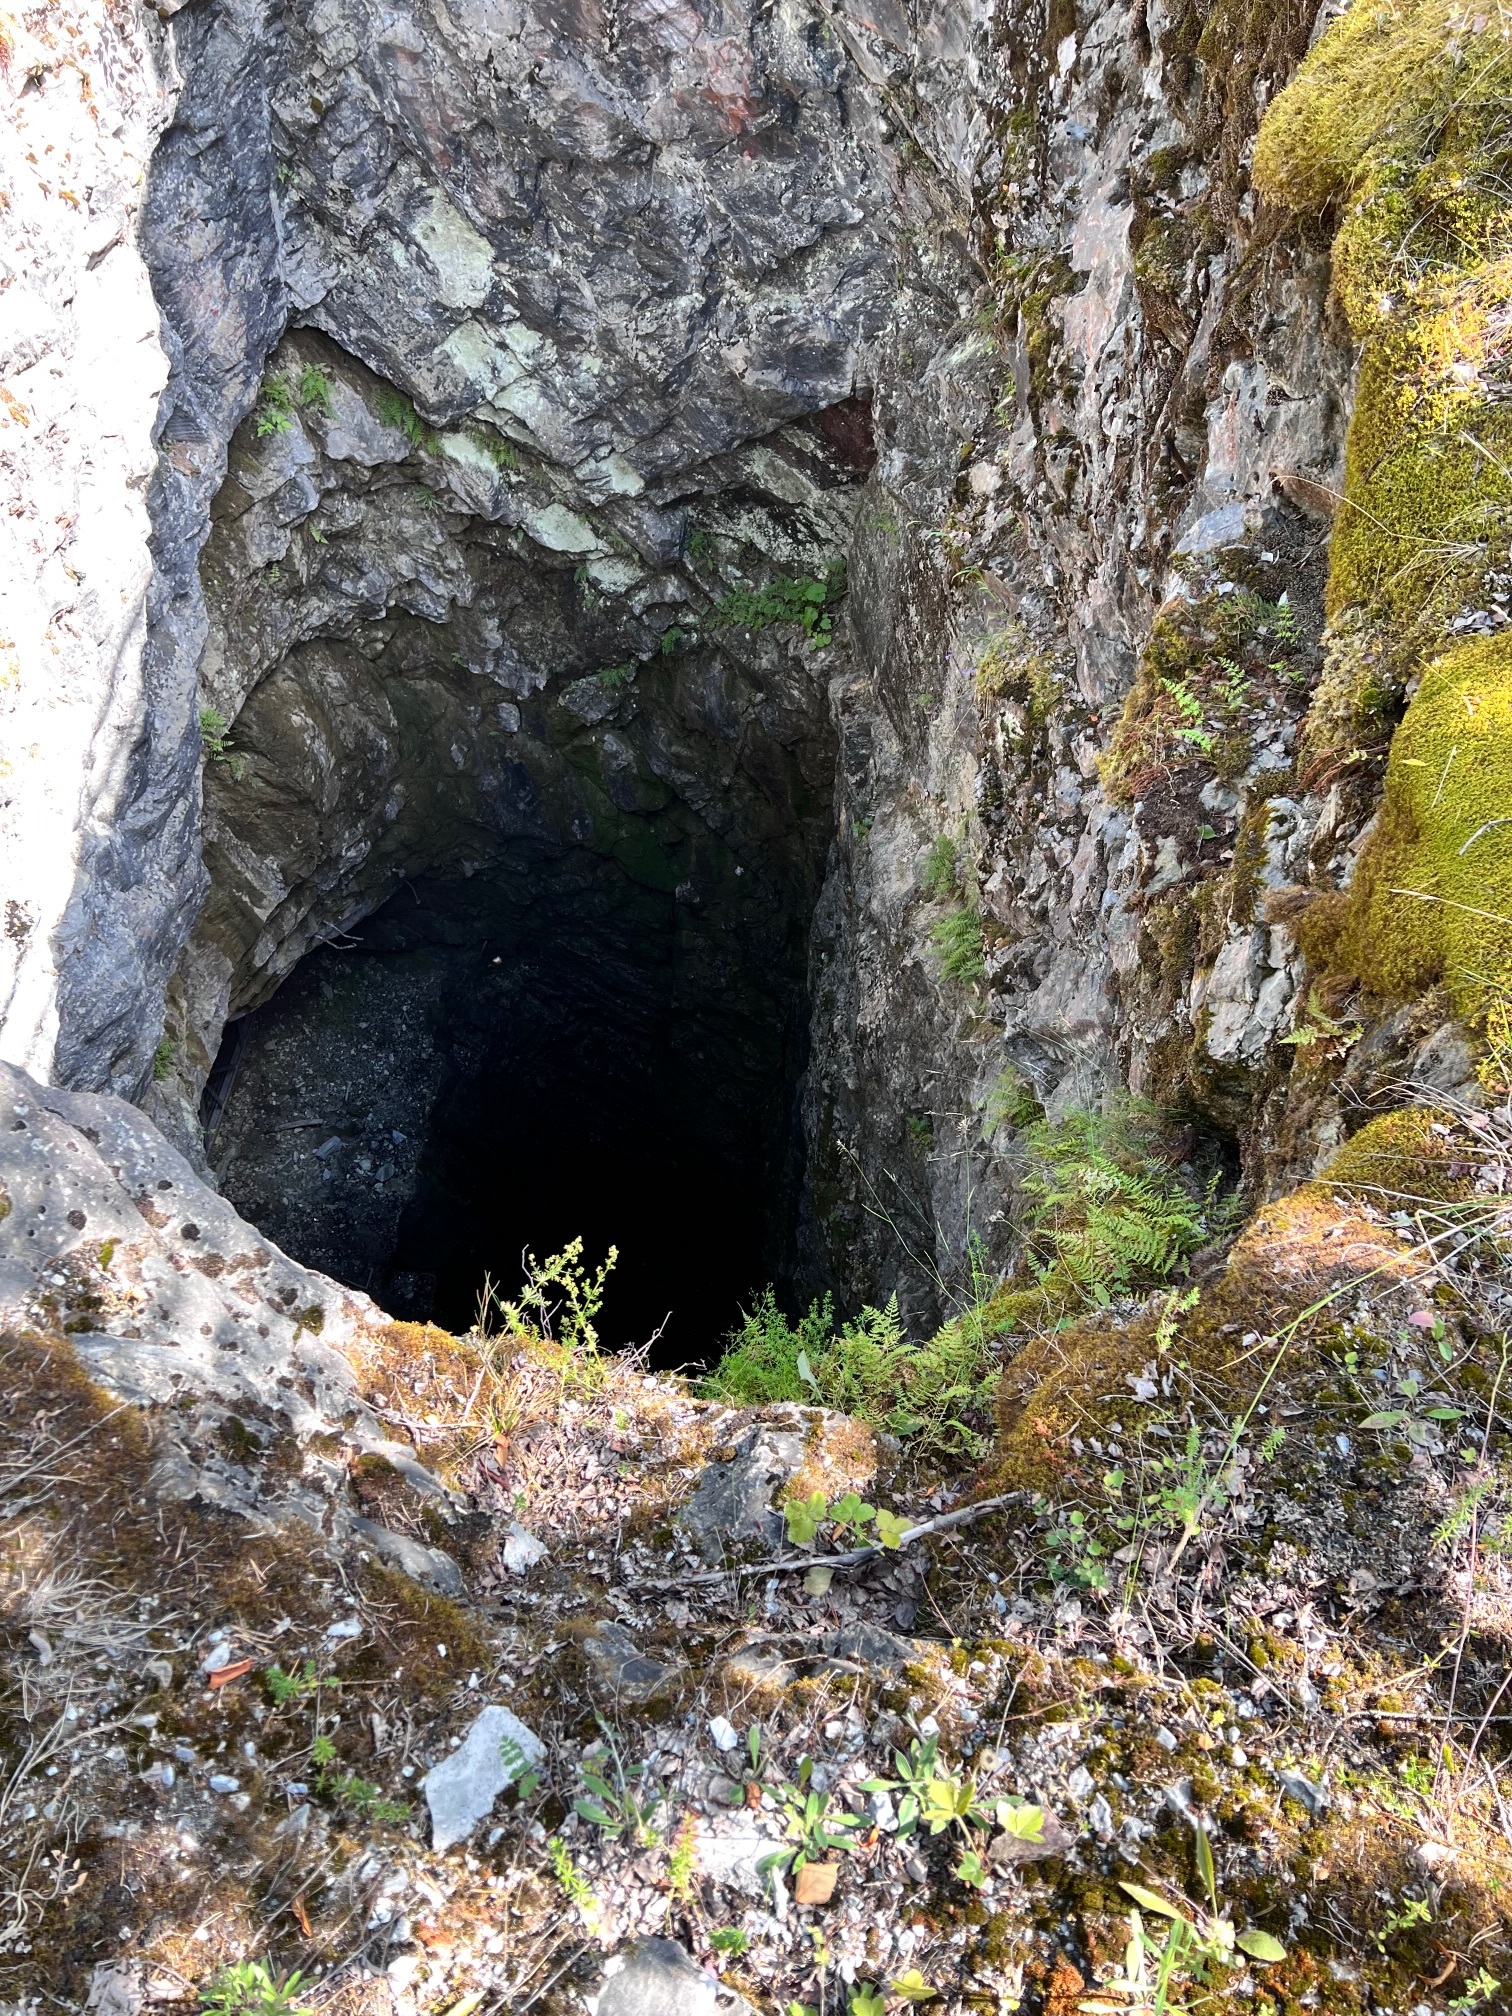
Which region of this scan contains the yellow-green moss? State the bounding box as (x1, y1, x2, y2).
(1257, 0, 1512, 637)
(975, 621, 1062, 723)
(1338, 631, 1512, 1002)
(1320, 1104, 1478, 1204)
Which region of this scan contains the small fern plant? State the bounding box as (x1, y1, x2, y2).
(1020, 1104, 1216, 1306)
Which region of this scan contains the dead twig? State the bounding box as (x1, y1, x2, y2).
(630, 1492, 1027, 1589)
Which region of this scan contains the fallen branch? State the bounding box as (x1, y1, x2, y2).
(633, 1491, 1027, 1589)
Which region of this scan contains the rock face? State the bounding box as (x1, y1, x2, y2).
(0, 0, 1481, 1338)
(0, 4, 183, 1093)
(798, 0, 1365, 1320)
(0, 1056, 466, 1575)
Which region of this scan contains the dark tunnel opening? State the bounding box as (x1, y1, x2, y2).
(206, 840, 818, 1369)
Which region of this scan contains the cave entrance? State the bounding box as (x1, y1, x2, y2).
(206, 838, 816, 1368)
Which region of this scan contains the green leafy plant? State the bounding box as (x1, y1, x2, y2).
(573, 1716, 662, 1845)
(760, 1759, 865, 1875)
(930, 906, 986, 985)
(376, 385, 433, 452)
(1107, 1823, 1286, 2014)
(847, 1990, 886, 2016)
(1449, 1968, 1502, 2013)
(705, 1282, 995, 1459)
(782, 1490, 830, 1546)
(709, 1927, 749, 1957)
(712, 561, 846, 645)
(200, 1963, 311, 2016)
(198, 705, 247, 781)
(264, 1659, 322, 1707)
(890, 1971, 938, 2004)
(151, 1035, 175, 1084)
(499, 1731, 541, 1798)
(484, 1238, 617, 1357)
(547, 1835, 600, 1929)
(862, 1726, 1009, 1845)
(1019, 1101, 1221, 1308)
(922, 833, 961, 899)
(255, 363, 331, 437)
(254, 373, 296, 438)
(294, 364, 331, 413)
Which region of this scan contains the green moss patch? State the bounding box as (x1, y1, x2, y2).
(1337, 632, 1512, 1003)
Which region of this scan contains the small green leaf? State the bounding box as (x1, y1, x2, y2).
(1118, 1881, 1186, 1920)
(784, 1491, 828, 1545)
(874, 1508, 911, 1549)
(996, 1799, 1046, 1842)
(1360, 1410, 1409, 1429)
(830, 1491, 876, 1530)
(795, 1349, 819, 1391)
(1236, 1929, 1287, 1963)
(1194, 1819, 1217, 1912)
(890, 1968, 938, 2003)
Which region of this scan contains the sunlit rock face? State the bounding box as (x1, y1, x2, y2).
(0, 4, 181, 1095)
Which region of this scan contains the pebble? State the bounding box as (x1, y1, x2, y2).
(502, 1523, 547, 1574)
(208, 1775, 240, 1794)
(708, 1715, 739, 1752)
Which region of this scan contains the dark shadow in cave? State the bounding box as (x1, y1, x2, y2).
(208, 842, 815, 1369)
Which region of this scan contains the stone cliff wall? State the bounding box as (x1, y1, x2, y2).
(0, 1, 184, 1093)
(2, 0, 1492, 1334)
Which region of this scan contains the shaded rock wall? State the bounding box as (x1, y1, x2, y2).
(798, 0, 1378, 1321)
(3, 0, 1484, 1338)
